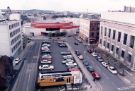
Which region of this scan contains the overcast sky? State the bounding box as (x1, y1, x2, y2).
(0, 0, 135, 13)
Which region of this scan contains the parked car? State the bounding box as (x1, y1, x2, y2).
(87, 49, 93, 53)
(74, 42, 78, 45)
(62, 60, 67, 64)
(75, 50, 80, 56)
(41, 60, 52, 64)
(86, 66, 95, 72)
(13, 58, 21, 66)
(101, 62, 109, 68)
(63, 55, 73, 60)
(61, 52, 71, 55)
(39, 65, 54, 70)
(97, 58, 104, 62)
(91, 52, 98, 57)
(78, 55, 84, 60)
(83, 61, 89, 66)
(107, 66, 118, 74)
(91, 71, 101, 80)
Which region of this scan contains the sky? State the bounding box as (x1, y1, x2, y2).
(0, 0, 135, 13)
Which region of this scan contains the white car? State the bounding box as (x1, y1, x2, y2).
(66, 62, 77, 66)
(107, 66, 118, 74)
(13, 58, 21, 66)
(41, 60, 52, 64)
(39, 65, 54, 70)
(101, 62, 109, 68)
(42, 44, 51, 47)
(62, 60, 67, 64)
(91, 52, 98, 57)
(63, 55, 73, 59)
(78, 55, 84, 60)
(42, 54, 52, 59)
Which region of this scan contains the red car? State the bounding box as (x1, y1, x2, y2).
(91, 72, 101, 80)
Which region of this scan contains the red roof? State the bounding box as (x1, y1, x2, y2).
(31, 22, 79, 29)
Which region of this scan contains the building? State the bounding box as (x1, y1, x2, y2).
(23, 19, 79, 36)
(98, 12, 135, 71)
(79, 14, 100, 44)
(0, 13, 22, 58)
(124, 6, 135, 12)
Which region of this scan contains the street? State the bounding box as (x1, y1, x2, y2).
(66, 36, 135, 91)
(12, 40, 42, 91)
(11, 36, 135, 91)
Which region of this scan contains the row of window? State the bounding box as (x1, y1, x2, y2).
(100, 26, 135, 48)
(11, 40, 21, 53)
(10, 28, 20, 37)
(11, 34, 21, 45)
(101, 40, 132, 62)
(9, 22, 20, 30)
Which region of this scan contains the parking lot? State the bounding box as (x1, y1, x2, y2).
(36, 39, 89, 91)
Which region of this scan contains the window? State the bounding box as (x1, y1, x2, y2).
(99, 39, 102, 44)
(116, 47, 119, 54)
(113, 30, 116, 39)
(103, 41, 106, 47)
(108, 29, 111, 37)
(121, 50, 125, 58)
(117, 32, 121, 42)
(111, 45, 114, 51)
(104, 27, 107, 36)
(123, 33, 127, 45)
(100, 26, 103, 35)
(107, 43, 110, 49)
(129, 35, 135, 48)
(127, 54, 132, 63)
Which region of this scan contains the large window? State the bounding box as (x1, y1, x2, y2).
(116, 47, 119, 54)
(127, 54, 132, 63)
(108, 29, 111, 37)
(107, 43, 110, 49)
(103, 41, 106, 47)
(100, 26, 103, 35)
(113, 30, 116, 39)
(104, 27, 107, 36)
(123, 33, 127, 45)
(129, 35, 135, 48)
(117, 32, 121, 42)
(121, 50, 125, 58)
(111, 45, 114, 52)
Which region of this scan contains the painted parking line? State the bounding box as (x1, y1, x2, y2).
(125, 70, 133, 76)
(118, 75, 131, 84)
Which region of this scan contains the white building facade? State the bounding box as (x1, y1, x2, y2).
(0, 20, 22, 57)
(99, 12, 135, 70)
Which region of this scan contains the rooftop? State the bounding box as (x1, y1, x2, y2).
(101, 12, 135, 25)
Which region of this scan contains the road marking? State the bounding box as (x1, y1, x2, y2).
(118, 75, 131, 84)
(117, 85, 135, 91)
(27, 74, 31, 91)
(125, 70, 133, 76)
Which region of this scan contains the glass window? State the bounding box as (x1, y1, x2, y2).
(108, 29, 111, 37)
(123, 33, 127, 45)
(116, 47, 119, 54)
(103, 41, 106, 47)
(113, 30, 116, 39)
(121, 50, 125, 58)
(111, 45, 114, 51)
(107, 43, 110, 49)
(129, 35, 135, 48)
(118, 32, 121, 42)
(104, 27, 107, 36)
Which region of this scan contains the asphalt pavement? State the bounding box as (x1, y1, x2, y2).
(66, 36, 135, 91)
(11, 40, 42, 91)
